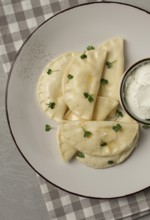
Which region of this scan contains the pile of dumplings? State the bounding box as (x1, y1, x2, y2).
(37, 38, 139, 169)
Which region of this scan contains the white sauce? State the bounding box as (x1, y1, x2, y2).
(125, 63, 150, 120)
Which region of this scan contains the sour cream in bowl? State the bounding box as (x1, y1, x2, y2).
(120, 58, 150, 125)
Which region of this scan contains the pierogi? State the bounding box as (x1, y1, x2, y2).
(58, 120, 139, 157)
(98, 38, 124, 100)
(37, 37, 139, 169)
(62, 48, 107, 120)
(37, 53, 75, 122)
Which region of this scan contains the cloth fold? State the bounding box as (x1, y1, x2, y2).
(1, 0, 150, 219)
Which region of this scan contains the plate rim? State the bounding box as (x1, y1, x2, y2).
(5, 1, 150, 199)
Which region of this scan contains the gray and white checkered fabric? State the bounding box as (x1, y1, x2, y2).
(1, 1, 150, 219)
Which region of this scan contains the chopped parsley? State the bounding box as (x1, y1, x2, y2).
(76, 151, 85, 158)
(115, 109, 123, 120)
(112, 123, 122, 132)
(67, 74, 73, 80)
(86, 45, 95, 50)
(101, 78, 108, 85)
(47, 102, 55, 109)
(106, 60, 117, 69)
(100, 140, 107, 147)
(83, 92, 94, 103)
(45, 124, 52, 132)
(80, 52, 87, 59)
(47, 69, 52, 75)
(82, 127, 92, 138)
(80, 45, 95, 58)
(47, 68, 59, 75)
(108, 160, 114, 164)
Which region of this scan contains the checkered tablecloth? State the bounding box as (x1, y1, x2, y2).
(1, 0, 150, 219)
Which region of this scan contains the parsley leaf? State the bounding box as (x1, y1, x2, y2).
(47, 69, 52, 75)
(115, 109, 123, 120)
(47, 102, 55, 109)
(106, 60, 117, 69)
(82, 127, 92, 138)
(47, 69, 59, 75)
(101, 78, 108, 85)
(83, 92, 94, 103)
(88, 95, 94, 102)
(67, 74, 73, 80)
(87, 45, 95, 50)
(112, 123, 122, 132)
(76, 151, 85, 158)
(45, 124, 52, 132)
(84, 92, 89, 98)
(80, 52, 87, 59)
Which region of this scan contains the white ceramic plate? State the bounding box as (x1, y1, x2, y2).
(6, 2, 150, 198)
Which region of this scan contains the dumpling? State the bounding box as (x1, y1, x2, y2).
(98, 38, 124, 100)
(64, 110, 79, 121)
(57, 127, 77, 162)
(58, 120, 139, 157)
(76, 131, 139, 168)
(37, 52, 75, 122)
(92, 96, 118, 120)
(62, 48, 107, 120)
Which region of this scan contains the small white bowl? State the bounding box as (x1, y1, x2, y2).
(120, 58, 150, 125)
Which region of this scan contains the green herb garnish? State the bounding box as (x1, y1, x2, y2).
(100, 140, 107, 147)
(83, 92, 94, 103)
(115, 109, 123, 120)
(47, 102, 55, 109)
(86, 45, 95, 50)
(76, 151, 85, 158)
(84, 92, 89, 98)
(108, 160, 114, 164)
(47, 69, 59, 75)
(47, 69, 52, 75)
(112, 123, 122, 132)
(101, 78, 108, 85)
(45, 124, 52, 132)
(67, 74, 73, 80)
(106, 60, 117, 69)
(82, 127, 92, 138)
(80, 51, 87, 59)
(142, 124, 150, 129)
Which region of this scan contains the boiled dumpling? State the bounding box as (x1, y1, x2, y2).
(76, 131, 139, 168)
(57, 127, 77, 162)
(98, 38, 124, 100)
(62, 48, 107, 120)
(58, 120, 139, 157)
(37, 52, 75, 122)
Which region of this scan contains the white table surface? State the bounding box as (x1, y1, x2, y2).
(1, 0, 150, 219)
